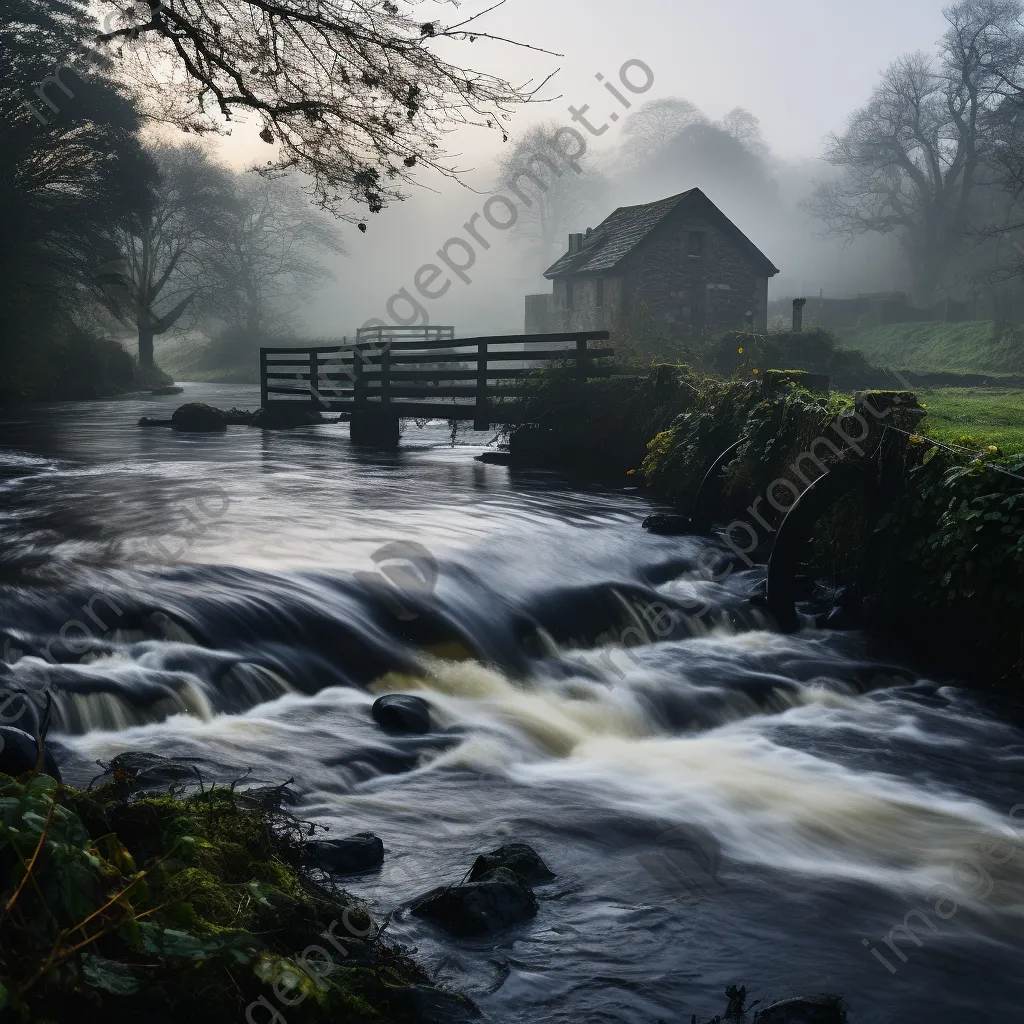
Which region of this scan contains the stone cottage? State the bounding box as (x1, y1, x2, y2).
(526, 189, 779, 336)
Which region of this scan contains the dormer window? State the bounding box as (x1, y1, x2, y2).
(688, 231, 705, 258)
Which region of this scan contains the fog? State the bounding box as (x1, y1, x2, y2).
(282, 108, 911, 339)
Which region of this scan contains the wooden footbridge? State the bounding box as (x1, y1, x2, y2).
(259, 327, 613, 433)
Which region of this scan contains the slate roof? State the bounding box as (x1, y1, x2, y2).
(544, 188, 779, 279)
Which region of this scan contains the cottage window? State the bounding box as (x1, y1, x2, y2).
(688, 231, 705, 258)
(595, 278, 605, 308)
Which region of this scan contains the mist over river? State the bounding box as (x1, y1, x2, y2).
(1, 384, 1023, 1023)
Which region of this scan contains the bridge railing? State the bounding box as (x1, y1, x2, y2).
(259, 331, 613, 429)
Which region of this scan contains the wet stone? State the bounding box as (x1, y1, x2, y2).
(371, 694, 431, 735)
(306, 832, 385, 875)
(409, 867, 538, 936)
(468, 842, 555, 887)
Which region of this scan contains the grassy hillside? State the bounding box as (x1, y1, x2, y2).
(848, 321, 1024, 374)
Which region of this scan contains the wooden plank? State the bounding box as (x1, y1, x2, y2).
(445, 331, 610, 348)
(261, 344, 352, 354)
(265, 358, 353, 369)
(362, 385, 539, 398)
(358, 348, 613, 365)
(355, 338, 476, 353)
(360, 368, 541, 382)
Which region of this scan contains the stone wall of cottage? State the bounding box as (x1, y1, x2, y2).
(622, 210, 769, 334)
(525, 276, 626, 334)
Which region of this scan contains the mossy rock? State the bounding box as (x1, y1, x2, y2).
(468, 842, 554, 886)
(253, 405, 324, 429)
(171, 402, 227, 432)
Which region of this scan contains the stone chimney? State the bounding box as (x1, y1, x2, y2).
(568, 232, 584, 255)
(792, 297, 807, 333)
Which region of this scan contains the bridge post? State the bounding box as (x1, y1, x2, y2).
(353, 345, 365, 410)
(381, 346, 391, 411)
(474, 339, 489, 431)
(308, 350, 319, 409)
(576, 336, 590, 383)
(259, 349, 269, 408)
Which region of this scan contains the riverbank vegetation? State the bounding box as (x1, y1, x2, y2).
(504, 356, 1024, 686)
(0, 769, 468, 1023)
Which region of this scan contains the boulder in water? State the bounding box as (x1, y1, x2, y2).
(0, 726, 61, 781)
(171, 403, 227, 432)
(468, 843, 554, 887)
(755, 994, 847, 1024)
(410, 866, 538, 936)
(252, 405, 324, 429)
(306, 832, 384, 875)
(371, 693, 431, 735)
(642, 513, 692, 536)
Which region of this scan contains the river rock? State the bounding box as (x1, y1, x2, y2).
(104, 751, 201, 790)
(642, 513, 692, 536)
(755, 995, 847, 1024)
(0, 726, 61, 781)
(252, 405, 324, 429)
(171, 403, 227, 432)
(410, 867, 538, 936)
(468, 843, 555, 886)
(371, 694, 431, 735)
(306, 832, 384, 875)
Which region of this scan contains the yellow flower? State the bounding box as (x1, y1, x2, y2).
(921, 403, 927, 408)
(752, 368, 759, 375)
(626, 469, 636, 476)
(738, 347, 744, 354)
(988, 445, 998, 452)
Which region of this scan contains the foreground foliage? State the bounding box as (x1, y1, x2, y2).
(0, 773, 450, 1023)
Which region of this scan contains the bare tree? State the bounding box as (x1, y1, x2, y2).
(96, 0, 553, 219)
(106, 143, 235, 367)
(807, 0, 1022, 301)
(619, 98, 707, 165)
(719, 107, 769, 158)
(205, 172, 346, 338)
(494, 119, 606, 273)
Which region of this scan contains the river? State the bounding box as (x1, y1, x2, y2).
(1, 383, 1022, 1023)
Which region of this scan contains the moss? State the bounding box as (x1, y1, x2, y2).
(503, 364, 700, 476)
(0, 777, 440, 1024)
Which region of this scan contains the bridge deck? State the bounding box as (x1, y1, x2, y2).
(260, 330, 613, 428)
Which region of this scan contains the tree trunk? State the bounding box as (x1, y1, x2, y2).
(138, 325, 154, 369)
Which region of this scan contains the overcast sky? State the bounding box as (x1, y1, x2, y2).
(222, 0, 952, 171)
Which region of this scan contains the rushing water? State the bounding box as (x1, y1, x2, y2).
(1, 383, 1023, 1023)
